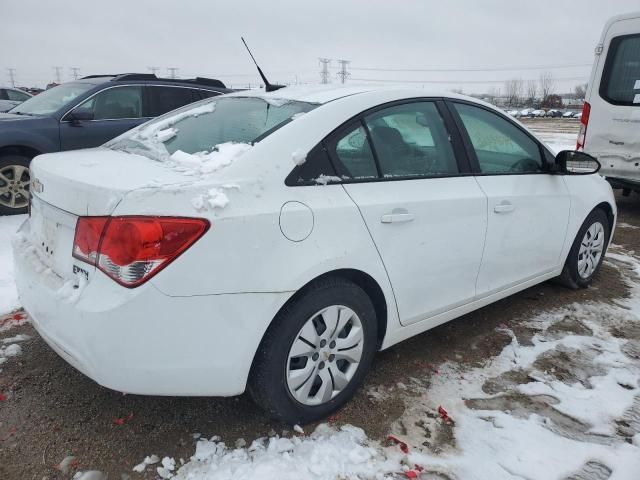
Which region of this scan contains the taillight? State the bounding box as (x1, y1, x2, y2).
(576, 101, 591, 151)
(73, 216, 209, 288)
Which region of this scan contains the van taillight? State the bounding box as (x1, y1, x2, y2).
(73, 216, 210, 287)
(576, 102, 591, 151)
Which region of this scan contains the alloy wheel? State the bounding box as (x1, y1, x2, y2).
(286, 305, 364, 406)
(0, 164, 30, 209)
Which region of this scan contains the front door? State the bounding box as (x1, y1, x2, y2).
(449, 101, 570, 296)
(59, 85, 148, 151)
(329, 100, 487, 325)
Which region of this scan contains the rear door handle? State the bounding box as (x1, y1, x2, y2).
(493, 201, 515, 214)
(381, 212, 415, 224)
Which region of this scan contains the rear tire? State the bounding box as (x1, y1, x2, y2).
(0, 155, 31, 216)
(248, 277, 378, 425)
(557, 208, 610, 289)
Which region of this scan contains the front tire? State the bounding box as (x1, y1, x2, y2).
(557, 208, 610, 289)
(0, 155, 31, 215)
(248, 278, 378, 425)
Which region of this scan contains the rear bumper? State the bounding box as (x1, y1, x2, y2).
(13, 224, 290, 396)
(605, 176, 640, 192)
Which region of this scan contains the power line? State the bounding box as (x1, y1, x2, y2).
(70, 67, 80, 80)
(336, 59, 350, 84)
(319, 58, 331, 84)
(148, 66, 160, 75)
(350, 75, 589, 85)
(7, 68, 16, 87)
(350, 62, 593, 73)
(167, 67, 179, 79)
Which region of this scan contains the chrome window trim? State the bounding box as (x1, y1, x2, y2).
(60, 84, 224, 122)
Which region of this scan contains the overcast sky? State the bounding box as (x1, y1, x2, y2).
(2, 0, 638, 94)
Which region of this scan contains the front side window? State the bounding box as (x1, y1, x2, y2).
(332, 124, 378, 180)
(454, 103, 543, 174)
(147, 86, 195, 116)
(601, 34, 640, 106)
(9, 82, 95, 116)
(7, 89, 30, 102)
(75, 86, 143, 120)
(364, 102, 458, 178)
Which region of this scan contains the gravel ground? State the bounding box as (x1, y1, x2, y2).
(1, 190, 639, 480)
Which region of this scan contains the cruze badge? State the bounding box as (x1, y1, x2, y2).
(31, 178, 44, 193)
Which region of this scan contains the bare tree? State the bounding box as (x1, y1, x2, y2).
(526, 80, 537, 106)
(539, 71, 555, 105)
(504, 78, 523, 107)
(486, 86, 501, 105)
(574, 83, 587, 100)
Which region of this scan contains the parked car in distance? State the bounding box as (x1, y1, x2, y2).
(520, 107, 534, 117)
(531, 109, 546, 117)
(546, 109, 563, 118)
(14, 85, 616, 424)
(581, 11, 640, 195)
(0, 73, 233, 215)
(506, 109, 520, 117)
(0, 87, 32, 113)
(562, 111, 576, 118)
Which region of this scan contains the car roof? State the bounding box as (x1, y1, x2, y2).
(227, 84, 472, 105)
(74, 74, 230, 90)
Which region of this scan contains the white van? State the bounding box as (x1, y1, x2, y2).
(582, 11, 640, 195)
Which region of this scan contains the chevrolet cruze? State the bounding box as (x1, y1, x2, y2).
(13, 85, 615, 424)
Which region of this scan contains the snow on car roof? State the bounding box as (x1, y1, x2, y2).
(228, 84, 470, 105)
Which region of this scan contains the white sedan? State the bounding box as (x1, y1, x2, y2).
(14, 86, 615, 424)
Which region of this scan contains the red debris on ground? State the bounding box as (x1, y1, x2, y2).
(386, 435, 409, 454)
(0, 393, 6, 401)
(113, 412, 134, 425)
(438, 406, 454, 424)
(405, 470, 418, 478)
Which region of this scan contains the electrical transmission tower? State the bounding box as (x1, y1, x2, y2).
(336, 60, 350, 84)
(148, 66, 160, 76)
(167, 67, 179, 79)
(7, 68, 16, 87)
(70, 67, 80, 80)
(319, 58, 331, 84)
(53, 66, 62, 83)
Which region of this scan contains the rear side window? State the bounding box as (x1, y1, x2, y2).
(147, 86, 196, 116)
(601, 34, 640, 106)
(0, 89, 7, 100)
(197, 89, 219, 99)
(453, 103, 543, 174)
(364, 102, 458, 178)
(329, 124, 379, 180)
(7, 89, 30, 101)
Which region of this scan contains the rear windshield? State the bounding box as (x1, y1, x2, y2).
(9, 82, 95, 115)
(107, 96, 317, 160)
(600, 33, 640, 106)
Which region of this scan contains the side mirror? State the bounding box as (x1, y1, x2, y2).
(67, 108, 94, 123)
(554, 150, 601, 175)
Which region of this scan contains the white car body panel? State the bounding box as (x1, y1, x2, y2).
(584, 11, 640, 186)
(14, 85, 616, 397)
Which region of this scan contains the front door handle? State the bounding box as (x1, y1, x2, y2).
(493, 201, 515, 214)
(381, 211, 415, 224)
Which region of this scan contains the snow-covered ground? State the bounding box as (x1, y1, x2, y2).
(0, 214, 26, 316)
(537, 132, 578, 154)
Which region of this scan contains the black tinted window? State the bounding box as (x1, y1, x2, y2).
(329, 124, 378, 180)
(77, 86, 143, 120)
(147, 86, 196, 116)
(285, 143, 338, 186)
(0, 90, 8, 100)
(601, 34, 640, 106)
(197, 89, 218, 99)
(364, 102, 458, 178)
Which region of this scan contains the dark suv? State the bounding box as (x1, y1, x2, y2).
(0, 73, 232, 214)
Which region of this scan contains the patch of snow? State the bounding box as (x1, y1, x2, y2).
(139, 102, 216, 140)
(314, 174, 342, 185)
(170, 142, 252, 177)
(1, 333, 30, 344)
(157, 457, 176, 479)
(293, 424, 304, 435)
(133, 454, 160, 473)
(0, 215, 26, 316)
(291, 149, 307, 166)
(156, 127, 178, 143)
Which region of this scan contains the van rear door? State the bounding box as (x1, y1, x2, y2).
(585, 12, 640, 186)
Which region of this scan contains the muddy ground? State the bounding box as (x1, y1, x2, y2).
(1, 191, 639, 480)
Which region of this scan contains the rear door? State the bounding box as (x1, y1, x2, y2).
(448, 101, 570, 296)
(334, 100, 487, 326)
(59, 85, 148, 150)
(585, 14, 640, 180)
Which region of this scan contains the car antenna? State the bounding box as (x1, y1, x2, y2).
(241, 37, 285, 92)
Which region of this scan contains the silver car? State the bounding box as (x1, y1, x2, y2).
(0, 87, 32, 113)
